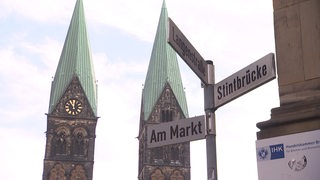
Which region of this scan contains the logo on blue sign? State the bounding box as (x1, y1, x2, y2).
(270, 144, 284, 160)
(257, 143, 285, 161)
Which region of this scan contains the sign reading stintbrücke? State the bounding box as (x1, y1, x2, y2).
(214, 53, 276, 108)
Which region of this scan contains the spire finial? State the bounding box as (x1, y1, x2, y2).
(162, 0, 166, 9)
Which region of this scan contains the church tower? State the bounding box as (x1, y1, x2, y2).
(42, 0, 98, 179)
(138, 1, 191, 179)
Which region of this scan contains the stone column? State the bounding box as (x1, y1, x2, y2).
(257, 0, 320, 139)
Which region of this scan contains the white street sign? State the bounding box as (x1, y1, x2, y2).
(147, 115, 206, 148)
(214, 53, 276, 108)
(167, 18, 208, 84)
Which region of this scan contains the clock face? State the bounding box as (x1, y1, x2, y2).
(65, 99, 83, 115)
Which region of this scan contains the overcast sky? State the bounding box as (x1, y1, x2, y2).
(0, 0, 279, 179)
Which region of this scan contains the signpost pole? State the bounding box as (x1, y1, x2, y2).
(204, 60, 218, 180)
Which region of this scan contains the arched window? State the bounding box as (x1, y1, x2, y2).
(57, 131, 67, 154)
(151, 147, 163, 164)
(70, 165, 86, 180)
(49, 164, 66, 180)
(53, 126, 70, 156)
(170, 170, 184, 180)
(171, 146, 179, 161)
(151, 169, 165, 180)
(161, 110, 173, 122)
(73, 128, 88, 156)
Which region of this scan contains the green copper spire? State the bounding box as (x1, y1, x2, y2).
(48, 0, 97, 115)
(142, 0, 188, 120)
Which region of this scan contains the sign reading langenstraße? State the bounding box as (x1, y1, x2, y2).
(167, 18, 208, 84)
(214, 53, 276, 108)
(147, 115, 206, 148)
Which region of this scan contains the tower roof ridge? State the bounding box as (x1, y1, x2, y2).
(48, 0, 97, 115)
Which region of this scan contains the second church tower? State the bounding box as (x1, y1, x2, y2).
(138, 1, 191, 179)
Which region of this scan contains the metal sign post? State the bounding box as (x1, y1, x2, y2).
(204, 61, 218, 180)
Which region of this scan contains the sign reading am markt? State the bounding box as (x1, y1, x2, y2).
(147, 116, 206, 148)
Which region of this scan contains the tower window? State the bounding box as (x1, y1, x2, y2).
(54, 131, 68, 156)
(74, 132, 85, 156)
(70, 165, 86, 180)
(151, 169, 164, 180)
(152, 147, 163, 161)
(49, 164, 66, 180)
(161, 110, 173, 122)
(72, 128, 88, 157)
(171, 146, 179, 161)
(170, 170, 184, 180)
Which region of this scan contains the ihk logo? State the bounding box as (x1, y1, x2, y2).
(257, 143, 285, 161)
(271, 145, 283, 152)
(270, 144, 284, 160)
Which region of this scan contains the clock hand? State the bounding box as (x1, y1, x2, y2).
(71, 100, 76, 108)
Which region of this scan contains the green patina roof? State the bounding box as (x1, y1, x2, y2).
(48, 0, 97, 115)
(142, 0, 189, 121)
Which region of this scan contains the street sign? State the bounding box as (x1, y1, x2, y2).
(214, 53, 276, 109)
(167, 17, 208, 84)
(147, 115, 206, 148)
